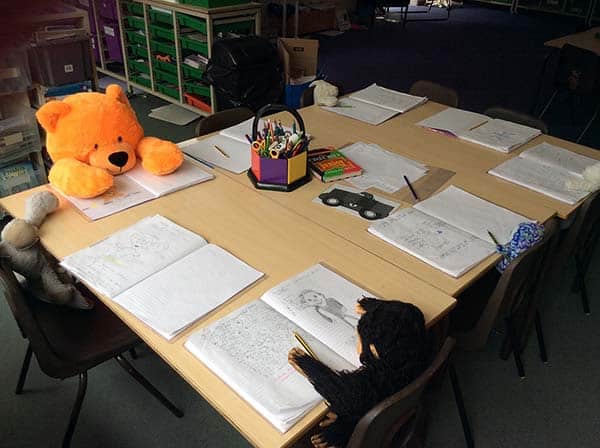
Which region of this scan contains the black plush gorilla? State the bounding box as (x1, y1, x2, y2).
(288, 297, 432, 448)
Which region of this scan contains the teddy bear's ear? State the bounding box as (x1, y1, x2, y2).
(105, 84, 131, 107)
(36, 100, 71, 133)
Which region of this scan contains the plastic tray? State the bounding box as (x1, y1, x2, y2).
(0, 110, 42, 160)
(128, 44, 149, 59)
(184, 93, 212, 113)
(149, 8, 173, 26)
(130, 74, 151, 88)
(182, 64, 204, 80)
(0, 158, 46, 197)
(124, 1, 144, 16)
(184, 81, 210, 97)
(179, 0, 250, 8)
(156, 82, 180, 99)
(128, 59, 150, 75)
(149, 24, 175, 42)
(125, 29, 147, 46)
(124, 15, 145, 30)
(177, 13, 207, 33)
(153, 68, 179, 85)
(153, 58, 177, 74)
(151, 40, 177, 57)
(215, 20, 253, 34)
(179, 35, 208, 55)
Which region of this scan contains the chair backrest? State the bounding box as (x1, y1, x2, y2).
(194, 107, 254, 137)
(409, 80, 459, 107)
(346, 338, 455, 448)
(300, 86, 315, 108)
(557, 191, 600, 263)
(458, 218, 560, 350)
(554, 44, 600, 95)
(484, 106, 549, 134)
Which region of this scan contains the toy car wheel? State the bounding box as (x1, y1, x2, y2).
(360, 209, 380, 220)
(323, 197, 340, 206)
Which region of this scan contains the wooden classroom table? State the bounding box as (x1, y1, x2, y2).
(0, 172, 455, 448)
(544, 26, 600, 56)
(202, 101, 600, 295)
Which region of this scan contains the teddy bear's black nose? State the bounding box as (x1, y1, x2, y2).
(108, 151, 129, 168)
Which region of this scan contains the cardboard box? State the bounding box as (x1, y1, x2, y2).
(277, 38, 319, 84)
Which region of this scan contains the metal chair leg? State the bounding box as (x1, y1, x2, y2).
(538, 90, 557, 118)
(574, 255, 591, 315)
(115, 354, 184, 418)
(576, 103, 600, 143)
(449, 364, 474, 448)
(534, 310, 548, 363)
(505, 316, 525, 379)
(15, 343, 33, 395)
(62, 372, 87, 448)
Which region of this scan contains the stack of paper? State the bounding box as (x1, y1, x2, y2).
(417, 108, 489, 137)
(322, 84, 427, 125)
(489, 142, 597, 204)
(457, 118, 541, 153)
(61, 215, 263, 339)
(368, 186, 531, 277)
(340, 142, 428, 193)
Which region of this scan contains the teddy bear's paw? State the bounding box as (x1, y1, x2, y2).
(137, 137, 184, 175)
(49, 158, 113, 198)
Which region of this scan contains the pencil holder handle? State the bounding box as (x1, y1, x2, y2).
(251, 104, 306, 141)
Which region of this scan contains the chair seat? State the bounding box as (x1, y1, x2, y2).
(26, 288, 140, 378)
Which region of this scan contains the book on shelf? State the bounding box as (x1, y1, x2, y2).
(488, 142, 598, 204)
(62, 159, 214, 220)
(368, 186, 531, 277)
(307, 148, 362, 182)
(185, 264, 371, 432)
(321, 84, 427, 125)
(61, 215, 263, 340)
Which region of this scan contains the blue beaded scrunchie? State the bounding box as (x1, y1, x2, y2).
(495, 222, 545, 273)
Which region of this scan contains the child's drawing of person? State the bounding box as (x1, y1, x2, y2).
(298, 289, 358, 328)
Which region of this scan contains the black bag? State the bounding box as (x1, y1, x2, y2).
(204, 36, 284, 111)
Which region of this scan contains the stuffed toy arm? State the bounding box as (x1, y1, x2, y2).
(48, 158, 114, 198)
(136, 136, 184, 175)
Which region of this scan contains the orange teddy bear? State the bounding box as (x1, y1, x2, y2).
(36, 84, 184, 198)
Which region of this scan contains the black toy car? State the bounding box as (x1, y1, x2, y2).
(319, 188, 394, 220)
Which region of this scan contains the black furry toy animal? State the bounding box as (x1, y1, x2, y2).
(288, 297, 431, 448)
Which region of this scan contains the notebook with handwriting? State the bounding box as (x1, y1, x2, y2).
(368, 186, 530, 277)
(185, 264, 370, 432)
(417, 108, 489, 137)
(61, 215, 263, 340)
(457, 118, 541, 153)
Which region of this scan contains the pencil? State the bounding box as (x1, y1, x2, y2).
(293, 332, 319, 360)
(213, 145, 229, 158)
(186, 154, 215, 169)
(487, 230, 501, 246)
(403, 175, 419, 200)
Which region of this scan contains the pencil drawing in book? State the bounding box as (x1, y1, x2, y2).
(297, 289, 359, 329)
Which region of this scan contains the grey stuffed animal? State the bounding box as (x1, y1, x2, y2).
(0, 191, 92, 309)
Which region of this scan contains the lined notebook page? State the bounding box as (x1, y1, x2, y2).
(489, 157, 589, 204)
(350, 83, 427, 113)
(414, 186, 531, 244)
(179, 135, 250, 174)
(519, 142, 598, 177)
(457, 119, 541, 153)
(322, 97, 399, 126)
(417, 108, 489, 136)
(368, 208, 495, 278)
(125, 159, 214, 196)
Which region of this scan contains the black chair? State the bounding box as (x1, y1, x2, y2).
(409, 80, 459, 107)
(538, 44, 600, 143)
(484, 107, 549, 134)
(346, 337, 473, 448)
(0, 259, 183, 448)
(195, 107, 254, 137)
(300, 86, 315, 108)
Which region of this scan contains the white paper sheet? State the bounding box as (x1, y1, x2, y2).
(417, 108, 489, 136)
(148, 104, 202, 126)
(458, 118, 541, 153)
(114, 244, 263, 340)
(489, 157, 589, 205)
(125, 159, 213, 196)
(219, 117, 311, 143)
(179, 135, 250, 174)
(61, 215, 206, 298)
(349, 83, 428, 113)
(519, 142, 598, 177)
(368, 208, 495, 278)
(321, 98, 399, 126)
(341, 142, 428, 193)
(414, 185, 532, 244)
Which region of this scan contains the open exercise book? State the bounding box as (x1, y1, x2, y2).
(185, 264, 370, 432)
(417, 109, 541, 153)
(61, 215, 263, 339)
(64, 160, 213, 220)
(322, 84, 427, 125)
(489, 142, 598, 204)
(368, 186, 532, 277)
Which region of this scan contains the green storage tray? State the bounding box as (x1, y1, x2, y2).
(179, 0, 250, 8)
(184, 82, 210, 97)
(131, 74, 151, 88)
(157, 83, 180, 99)
(125, 30, 147, 46)
(153, 68, 179, 85)
(128, 44, 149, 59)
(150, 40, 177, 57)
(177, 13, 207, 33)
(154, 59, 178, 74)
(128, 59, 150, 75)
(182, 64, 204, 81)
(179, 35, 208, 56)
(124, 15, 145, 30)
(214, 20, 253, 34)
(124, 2, 144, 16)
(149, 8, 174, 26)
(149, 24, 175, 41)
